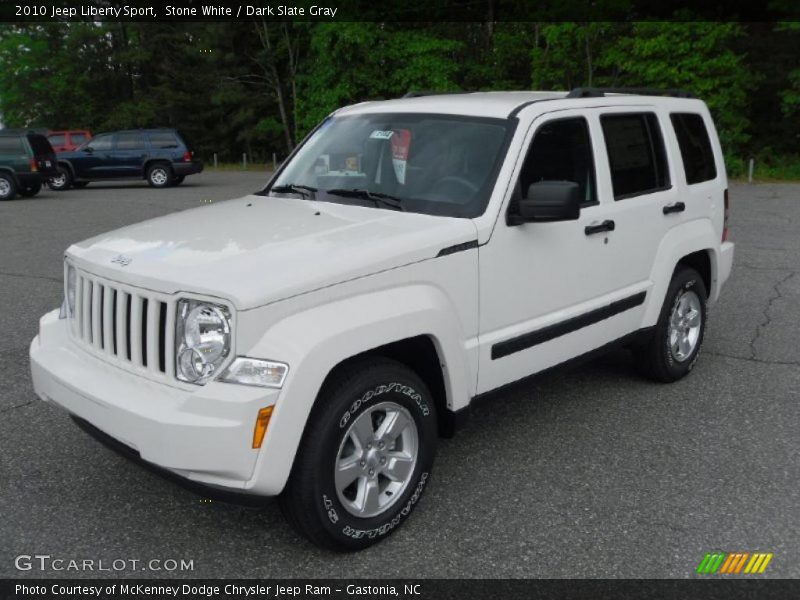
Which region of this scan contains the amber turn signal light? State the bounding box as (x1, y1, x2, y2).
(252, 406, 274, 449)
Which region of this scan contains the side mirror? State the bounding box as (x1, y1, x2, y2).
(514, 181, 581, 223)
(82, 146, 94, 153)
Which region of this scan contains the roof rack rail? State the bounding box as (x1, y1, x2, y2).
(402, 90, 471, 99)
(567, 87, 695, 99)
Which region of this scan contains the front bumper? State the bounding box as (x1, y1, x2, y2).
(30, 310, 279, 492)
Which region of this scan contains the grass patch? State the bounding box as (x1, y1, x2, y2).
(727, 153, 800, 182)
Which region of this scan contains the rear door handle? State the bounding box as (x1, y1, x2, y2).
(663, 202, 686, 215)
(584, 220, 615, 235)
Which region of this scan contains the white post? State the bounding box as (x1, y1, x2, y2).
(243, 153, 247, 169)
(272, 152, 277, 171)
(213, 153, 218, 169)
(748, 158, 754, 183)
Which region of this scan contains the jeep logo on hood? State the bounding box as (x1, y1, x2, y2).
(110, 254, 132, 267)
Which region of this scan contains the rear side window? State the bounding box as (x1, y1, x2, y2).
(601, 113, 670, 199)
(670, 113, 717, 184)
(116, 133, 145, 150)
(0, 136, 24, 153)
(149, 132, 179, 148)
(48, 134, 66, 146)
(519, 117, 597, 205)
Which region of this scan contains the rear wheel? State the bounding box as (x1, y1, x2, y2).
(48, 166, 72, 191)
(20, 181, 42, 197)
(280, 357, 437, 551)
(0, 173, 16, 200)
(146, 163, 173, 187)
(635, 266, 707, 382)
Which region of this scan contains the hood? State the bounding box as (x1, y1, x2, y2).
(66, 195, 478, 309)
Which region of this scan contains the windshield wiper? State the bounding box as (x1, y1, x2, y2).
(325, 188, 405, 211)
(269, 184, 318, 199)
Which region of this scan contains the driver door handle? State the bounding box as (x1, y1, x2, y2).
(584, 220, 615, 235)
(663, 202, 686, 215)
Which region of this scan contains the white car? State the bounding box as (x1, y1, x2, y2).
(30, 88, 734, 550)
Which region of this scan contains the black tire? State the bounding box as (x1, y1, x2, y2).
(172, 175, 185, 185)
(635, 266, 708, 382)
(73, 181, 89, 188)
(280, 357, 437, 551)
(146, 163, 174, 188)
(48, 166, 73, 191)
(0, 173, 16, 200)
(20, 180, 42, 197)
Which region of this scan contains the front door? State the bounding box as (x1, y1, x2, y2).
(71, 133, 115, 178)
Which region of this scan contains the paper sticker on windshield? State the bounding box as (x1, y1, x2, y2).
(391, 129, 412, 185)
(370, 130, 394, 140)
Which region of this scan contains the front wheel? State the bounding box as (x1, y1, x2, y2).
(635, 266, 708, 382)
(147, 163, 173, 187)
(280, 358, 437, 551)
(48, 167, 72, 191)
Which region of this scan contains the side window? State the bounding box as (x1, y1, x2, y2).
(601, 113, 670, 199)
(149, 132, 179, 148)
(519, 117, 597, 205)
(71, 133, 88, 145)
(115, 133, 145, 150)
(0, 136, 24, 153)
(86, 135, 112, 151)
(48, 134, 66, 146)
(670, 113, 717, 184)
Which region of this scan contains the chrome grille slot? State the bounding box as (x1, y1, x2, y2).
(68, 270, 174, 381)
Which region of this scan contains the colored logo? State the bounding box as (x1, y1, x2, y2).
(696, 552, 773, 574)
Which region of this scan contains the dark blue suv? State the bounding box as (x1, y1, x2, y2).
(49, 128, 203, 190)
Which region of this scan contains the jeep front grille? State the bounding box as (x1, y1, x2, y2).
(69, 270, 175, 380)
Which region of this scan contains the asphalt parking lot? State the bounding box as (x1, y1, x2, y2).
(1, 172, 798, 578)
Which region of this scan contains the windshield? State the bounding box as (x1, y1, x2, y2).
(267, 113, 514, 218)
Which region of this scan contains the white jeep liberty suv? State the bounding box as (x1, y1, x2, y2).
(31, 88, 734, 551)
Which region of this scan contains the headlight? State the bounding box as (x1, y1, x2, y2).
(175, 300, 231, 384)
(60, 264, 76, 319)
(218, 357, 289, 388)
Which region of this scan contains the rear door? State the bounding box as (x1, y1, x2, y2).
(111, 132, 148, 177)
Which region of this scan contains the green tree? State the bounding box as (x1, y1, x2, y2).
(296, 23, 461, 135)
(602, 21, 754, 153)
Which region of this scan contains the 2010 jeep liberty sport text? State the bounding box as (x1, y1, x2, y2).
(30, 89, 734, 551)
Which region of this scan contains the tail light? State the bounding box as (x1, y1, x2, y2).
(722, 188, 730, 242)
(182, 151, 192, 162)
(30, 159, 38, 173)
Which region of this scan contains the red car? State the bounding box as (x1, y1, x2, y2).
(47, 130, 92, 152)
